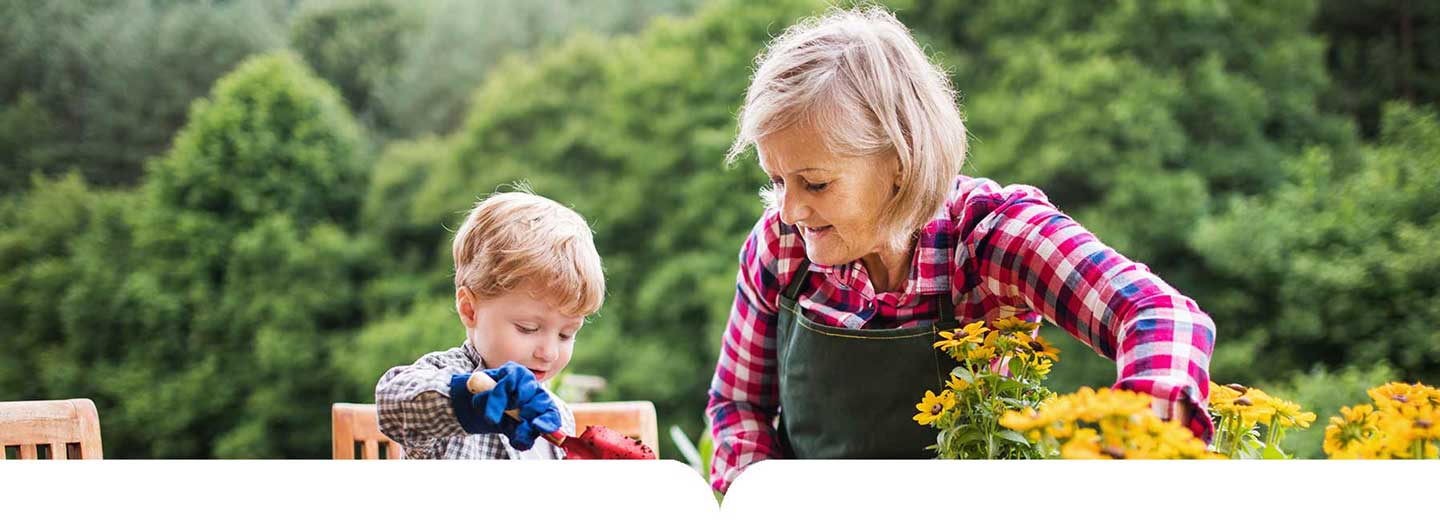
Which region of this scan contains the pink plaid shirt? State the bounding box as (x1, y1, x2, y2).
(706, 175, 1215, 493)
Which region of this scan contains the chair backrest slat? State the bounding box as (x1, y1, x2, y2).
(332, 403, 403, 460)
(0, 399, 103, 460)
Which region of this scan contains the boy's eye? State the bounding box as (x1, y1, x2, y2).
(806, 181, 829, 193)
(515, 324, 539, 334)
(559, 333, 574, 341)
(769, 176, 784, 187)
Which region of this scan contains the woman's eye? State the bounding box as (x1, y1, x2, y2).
(515, 324, 539, 334)
(806, 182, 829, 193)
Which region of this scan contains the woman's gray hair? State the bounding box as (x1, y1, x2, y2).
(727, 5, 967, 249)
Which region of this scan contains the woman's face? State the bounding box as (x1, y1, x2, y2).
(756, 119, 900, 266)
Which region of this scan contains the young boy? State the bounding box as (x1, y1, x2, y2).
(376, 190, 605, 459)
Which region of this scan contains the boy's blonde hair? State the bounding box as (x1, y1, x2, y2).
(452, 189, 605, 317)
(726, 6, 967, 250)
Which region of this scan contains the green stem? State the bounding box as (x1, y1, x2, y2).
(1227, 416, 1243, 459)
(1212, 416, 1226, 454)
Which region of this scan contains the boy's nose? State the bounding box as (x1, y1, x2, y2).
(534, 340, 559, 362)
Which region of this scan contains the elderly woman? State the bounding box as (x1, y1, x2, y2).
(706, 7, 1215, 493)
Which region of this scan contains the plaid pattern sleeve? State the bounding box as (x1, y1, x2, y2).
(707, 175, 1215, 493)
(375, 343, 574, 460)
(706, 214, 786, 494)
(951, 177, 1215, 441)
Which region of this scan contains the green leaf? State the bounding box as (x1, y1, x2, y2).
(994, 378, 1025, 395)
(1261, 443, 1288, 460)
(951, 366, 975, 384)
(955, 427, 986, 447)
(996, 429, 1030, 446)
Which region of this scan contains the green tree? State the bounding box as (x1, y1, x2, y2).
(1316, 0, 1440, 137)
(45, 52, 374, 458)
(377, 0, 705, 138)
(1195, 103, 1440, 385)
(0, 0, 288, 187)
(0, 173, 105, 399)
(0, 93, 62, 193)
(290, 0, 421, 135)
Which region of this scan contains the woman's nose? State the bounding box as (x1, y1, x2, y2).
(778, 188, 810, 225)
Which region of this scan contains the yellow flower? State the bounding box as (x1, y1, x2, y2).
(1386, 403, 1440, 442)
(946, 374, 971, 393)
(994, 316, 1040, 334)
(1027, 356, 1054, 379)
(1368, 382, 1425, 411)
(1208, 382, 1243, 413)
(1029, 335, 1060, 362)
(1060, 428, 1107, 459)
(933, 330, 964, 352)
(1410, 407, 1440, 441)
(1323, 404, 1377, 457)
(913, 390, 957, 426)
(1000, 408, 1045, 432)
(967, 334, 997, 362)
(1270, 398, 1316, 429)
(960, 320, 989, 338)
(1072, 387, 1153, 423)
(1227, 387, 1277, 425)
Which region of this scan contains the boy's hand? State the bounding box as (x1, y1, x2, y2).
(449, 362, 562, 451)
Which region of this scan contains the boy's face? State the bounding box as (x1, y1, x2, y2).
(456, 285, 583, 383)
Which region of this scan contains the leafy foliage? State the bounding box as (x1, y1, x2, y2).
(1195, 103, 1440, 385)
(2, 0, 1437, 460)
(0, 0, 288, 188)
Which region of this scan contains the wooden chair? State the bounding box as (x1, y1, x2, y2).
(571, 401, 659, 457)
(0, 398, 104, 460)
(332, 401, 660, 459)
(332, 403, 404, 459)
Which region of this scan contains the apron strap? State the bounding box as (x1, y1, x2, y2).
(782, 258, 813, 301)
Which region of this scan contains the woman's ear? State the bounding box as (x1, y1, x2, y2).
(893, 155, 904, 193)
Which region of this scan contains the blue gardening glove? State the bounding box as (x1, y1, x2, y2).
(449, 362, 562, 451)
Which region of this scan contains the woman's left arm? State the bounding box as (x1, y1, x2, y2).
(960, 184, 1216, 441)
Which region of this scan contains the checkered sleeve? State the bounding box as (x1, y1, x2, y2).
(707, 212, 785, 494)
(375, 349, 473, 459)
(958, 181, 1216, 441)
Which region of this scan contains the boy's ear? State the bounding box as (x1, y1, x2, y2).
(455, 287, 478, 328)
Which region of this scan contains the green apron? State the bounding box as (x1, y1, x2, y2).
(776, 251, 961, 459)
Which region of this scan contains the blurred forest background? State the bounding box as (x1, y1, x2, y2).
(2, 0, 1437, 460)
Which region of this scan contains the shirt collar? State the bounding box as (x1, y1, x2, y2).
(811, 206, 952, 298)
(461, 340, 489, 370)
